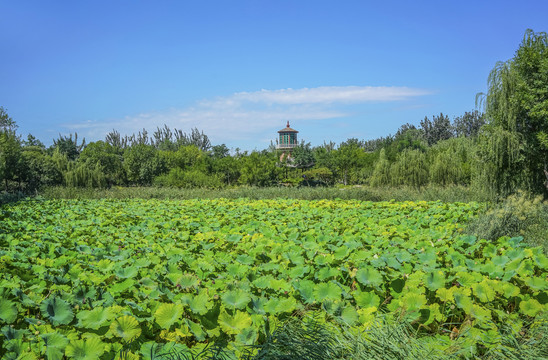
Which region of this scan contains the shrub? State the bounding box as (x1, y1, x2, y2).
(467, 191, 548, 252)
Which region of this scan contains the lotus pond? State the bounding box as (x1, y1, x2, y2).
(0, 199, 546, 359)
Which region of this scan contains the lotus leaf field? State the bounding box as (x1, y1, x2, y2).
(0, 199, 546, 359)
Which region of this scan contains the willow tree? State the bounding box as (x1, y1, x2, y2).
(476, 29, 548, 195)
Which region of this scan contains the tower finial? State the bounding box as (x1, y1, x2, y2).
(286, 121, 290, 128)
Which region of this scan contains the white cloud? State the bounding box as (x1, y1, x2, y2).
(64, 85, 430, 146)
(228, 86, 431, 104)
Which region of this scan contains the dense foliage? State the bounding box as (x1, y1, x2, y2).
(0, 199, 546, 358)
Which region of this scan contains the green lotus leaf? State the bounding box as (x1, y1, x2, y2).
(236, 254, 255, 265)
(264, 296, 297, 315)
(470, 304, 492, 323)
(227, 234, 243, 243)
(186, 320, 207, 341)
(134, 258, 151, 268)
(154, 303, 184, 329)
(65, 337, 105, 360)
(2, 325, 26, 341)
(221, 289, 251, 310)
(519, 298, 543, 317)
(218, 310, 252, 335)
(516, 260, 535, 277)
(492, 255, 510, 267)
(472, 281, 495, 303)
(187, 293, 213, 315)
(177, 274, 200, 289)
(235, 326, 258, 345)
(417, 250, 437, 264)
(333, 246, 349, 260)
(501, 282, 520, 298)
(424, 271, 445, 291)
(395, 250, 412, 263)
(40, 297, 74, 326)
(355, 267, 383, 287)
(114, 266, 138, 279)
(76, 307, 113, 330)
(455, 272, 476, 288)
(482, 244, 497, 258)
(289, 265, 309, 279)
(340, 306, 359, 325)
(316, 267, 339, 281)
(253, 275, 274, 289)
(42, 332, 69, 360)
(227, 264, 248, 278)
(422, 303, 445, 325)
(294, 280, 315, 304)
(460, 235, 477, 245)
(109, 278, 135, 294)
(454, 291, 473, 313)
(269, 278, 292, 292)
(353, 291, 380, 308)
(263, 297, 281, 314)
(532, 252, 548, 268)
(313, 282, 341, 302)
(402, 293, 426, 312)
(109, 315, 141, 342)
(0, 298, 18, 324)
(524, 277, 547, 291)
(505, 248, 524, 261)
(436, 287, 453, 302)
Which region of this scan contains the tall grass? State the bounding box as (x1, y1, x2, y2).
(144, 314, 548, 360)
(40, 185, 486, 203)
(465, 191, 548, 253)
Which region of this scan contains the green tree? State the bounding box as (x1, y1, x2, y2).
(291, 142, 315, 170)
(389, 148, 429, 188)
(50, 133, 86, 160)
(78, 141, 125, 185)
(0, 130, 24, 191)
(420, 113, 453, 146)
(453, 110, 486, 138)
(0, 106, 17, 131)
(123, 144, 165, 185)
(369, 148, 391, 187)
(477, 29, 548, 195)
(333, 139, 363, 185)
(239, 151, 279, 186)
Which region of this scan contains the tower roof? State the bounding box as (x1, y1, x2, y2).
(277, 121, 299, 133)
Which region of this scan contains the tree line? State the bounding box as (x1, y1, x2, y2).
(1, 29, 547, 198)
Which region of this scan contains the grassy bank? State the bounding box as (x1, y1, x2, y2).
(40, 184, 488, 203)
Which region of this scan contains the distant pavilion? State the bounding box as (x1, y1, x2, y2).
(276, 121, 299, 161)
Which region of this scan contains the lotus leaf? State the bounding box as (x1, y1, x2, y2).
(221, 289, 250, 310)
(314, 282, 341, 302)
(0, 298, 17, 324)
(154, 303, 184, 329)
(519, 298, 543, 317)
(65, 337, 105, 360)
(218, 310, 252, 335)
(424, 271, 445, 291)
(109, 315, 141, 342)
(355, 267, 383, 287)
(340, 306, 359, 325)
(40, 297, 74, 326)
(42, 332, 69, 360)
(76, 307, 113, 330)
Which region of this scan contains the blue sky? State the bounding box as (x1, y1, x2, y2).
(1, 1, 547, 150)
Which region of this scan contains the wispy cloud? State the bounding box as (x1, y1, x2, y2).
(64, 85, 431, 146)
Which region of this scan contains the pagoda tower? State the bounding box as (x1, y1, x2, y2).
(276, 121, 298, 160)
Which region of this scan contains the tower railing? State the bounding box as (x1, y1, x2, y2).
(276, 143, 298, 149)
